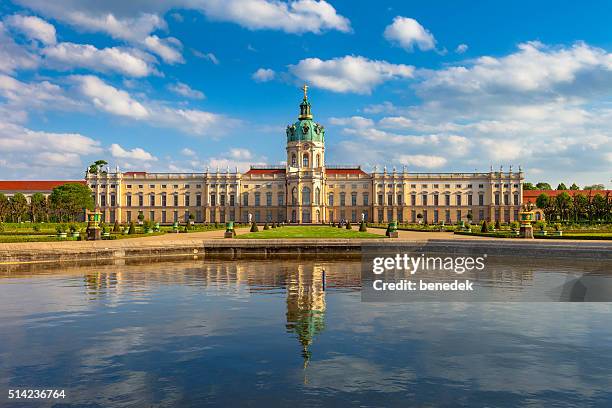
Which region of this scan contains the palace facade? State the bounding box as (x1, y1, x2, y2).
(87, 88, 524, 225)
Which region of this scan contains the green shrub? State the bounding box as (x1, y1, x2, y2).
(495, 220, 501, 230)
(510, 221, 519, 231)
(338, 222, 343, 228)
(359, 221, 367, 232)
(33, 224, 41, 232)
(346, 221, 352, 229)
(113, 221, 121, 232)
(250, 222, 259, 232)
(128, 222, 136, 234)
(263, 222, 269, 230)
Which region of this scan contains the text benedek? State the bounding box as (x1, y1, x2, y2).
(373, 279, 474, 291)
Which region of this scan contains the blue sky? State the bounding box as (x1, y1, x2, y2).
(0, 0, 611, 187)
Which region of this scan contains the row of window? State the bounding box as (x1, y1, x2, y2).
(97, 191, 521, 207)
(374, 209, 521, 223)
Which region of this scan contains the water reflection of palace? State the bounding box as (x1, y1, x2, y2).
(285, 264, 327, 368)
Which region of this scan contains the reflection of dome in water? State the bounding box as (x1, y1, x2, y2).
(285, 265, 326, 369)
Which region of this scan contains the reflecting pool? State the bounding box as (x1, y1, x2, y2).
(1, 258, 612, 407)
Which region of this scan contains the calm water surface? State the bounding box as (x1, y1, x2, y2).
(1, 258, 612, 407)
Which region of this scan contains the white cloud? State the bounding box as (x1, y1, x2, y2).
(192, 49, 219, 64)
(252, 68, 275, 82)
(0, 119, 102, 177)
(455, 43, 468, 54)
(397, 154, 447, 168)
(73, 75, 149, 119)
(228, 148, 253, 160)
(5, 14, 56, 45)
(290, 55, 414, 94)
(69, 75, 238, 136)
(110, 143, 157, 161)
(167, 82, 205, 99)
(378, 116, 413, 129)
(417, 41, 612, 100)
(51, 10, 165, 42)
(143, 35, 183, 64)
(329, 116, 374, 128)
(0, 74, 80, 111)
(181, 147, 196, 157)
(154, 107, 236, 136)
(0, 22, 39, 74)
(383, 16, 436, 52)
(194, 0, 351, 34)
(15, 0, 350, 39)
(43, 43, 154, 77)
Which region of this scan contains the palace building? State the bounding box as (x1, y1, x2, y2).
(87, 87, 524, 225)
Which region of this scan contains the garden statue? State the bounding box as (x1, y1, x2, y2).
(519, 202, 535, 239)
(224, 221, 235, 238)
(86, 211, 102, 240)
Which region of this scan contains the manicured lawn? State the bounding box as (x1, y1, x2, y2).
(237, 226, 384, 239)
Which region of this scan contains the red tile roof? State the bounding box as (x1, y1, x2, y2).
(244, 169, 286, 175)
(0, 180, 85, 192)
(523, 189, 610, 202)
(326, 168, 369, 176)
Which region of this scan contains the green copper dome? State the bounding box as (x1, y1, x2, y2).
(286, 86, 325, 143)
(286, 118, 325, 143)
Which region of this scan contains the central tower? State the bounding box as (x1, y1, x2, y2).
(285, 85, 326, 223)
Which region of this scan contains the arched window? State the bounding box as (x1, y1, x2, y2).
(291, 154, 297, 167)
(302, 153, 309, 168)
(316, 154, 321, 168)
(302, 187, 311, 205)
(315, 187, 320, 205)
(291, 187, 297, 205)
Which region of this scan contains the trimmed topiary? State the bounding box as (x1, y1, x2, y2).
(128, 222, 136, 234)
(250, 222, 259, 232)
(264, 222, 269, 230)
(113, 221, 121, 232)
(346, 221, 352, 229)
(338, 222, 343, 228)
(359, 221, 367, 232)
(495, 220, 501, 230)
(481, 220, 488, 233)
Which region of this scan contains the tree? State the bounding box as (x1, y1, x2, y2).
(88, 160, 108, 175)
(572, 193, 589, 222)
(555, 192, 572, 221)
(0, 193, 9, 222)
(9, 193, 28, 222)
(49, 183, 94, 222)
(536, 193, 555, 221)
(569, 183, 580, 190)
(535, 182, 552, 190)
(523, 182, 537, 190)
(30, 193, 46, 222)
(556, 183, 567, 190)
(591, 193, 608, 221)
(584, 184, 605, 190)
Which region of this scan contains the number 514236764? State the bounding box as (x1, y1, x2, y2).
(8, 389, 66, 399)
